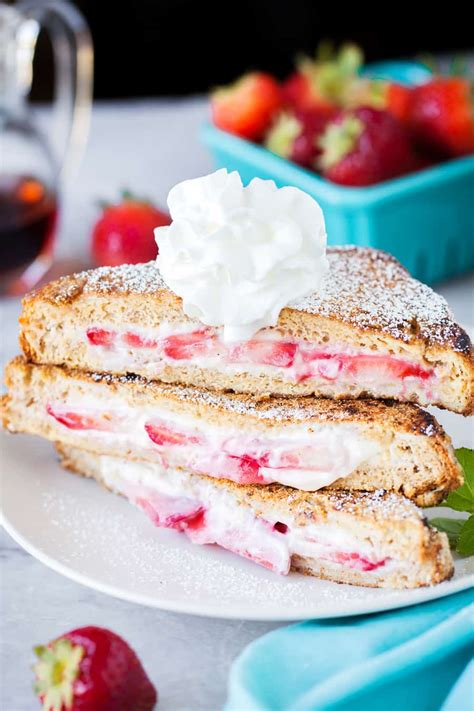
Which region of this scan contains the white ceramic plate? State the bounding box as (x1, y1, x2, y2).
(1, 422, 473, 621)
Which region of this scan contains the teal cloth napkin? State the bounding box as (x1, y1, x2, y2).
(226, 590, 474, 711)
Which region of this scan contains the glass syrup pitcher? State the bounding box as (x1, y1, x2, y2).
(0, 0, 93, 295)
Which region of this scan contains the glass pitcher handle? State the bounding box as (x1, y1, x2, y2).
(17, 0, 93, 183)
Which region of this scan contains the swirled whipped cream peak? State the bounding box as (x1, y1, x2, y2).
(155, 169, 328, 342)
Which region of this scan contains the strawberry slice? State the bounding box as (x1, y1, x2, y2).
(232, 454, 266, 484)
(122, 332, 158, 348)
(145, 421, 202, 447)
(187, 518, 291, 574)
(300, 350, 432, 382)
(135, 493, 205, 531)
(328, 550, 387, 572)
(162, 330, 218, 360)
(227, 341, 297, 368)
(192, 451, 267, 484)
(86, 327, 117, 347)
(346, 355, 432, 382)
(46, 403, 115, 431)
(300, 349, 332, 363)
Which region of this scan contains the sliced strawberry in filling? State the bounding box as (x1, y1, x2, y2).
(122, 332, 158, 349)
(124, 486, 386, 576)
(86, 327, 117, 347)
(134, 492, 206, 531)
(145, 421, 203, 447)
(326, 550, 387, 572)
(226, 454, 267, 484)
(300, 348, 432, 383)
(46, 404, 116, 431)
(186, 519, 291, 574)
(227, 341, 297, 368)
(162, 330, 218, 360)
(346, 355, 432, 382)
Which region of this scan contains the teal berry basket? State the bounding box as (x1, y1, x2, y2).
(201, 60, 474, 284)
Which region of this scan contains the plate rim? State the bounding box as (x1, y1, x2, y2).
(2, 433, 473, 621)
(2, 513, 473, 621)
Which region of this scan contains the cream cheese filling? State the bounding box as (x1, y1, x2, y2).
(46, 397, 380, 491)
(81, 322, 438, 401)
(98, 454, 392, 575)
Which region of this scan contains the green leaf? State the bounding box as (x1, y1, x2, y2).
(430, 517, 465, 547)
(442, 448, 474, 514)
(457, 516, 474, 556)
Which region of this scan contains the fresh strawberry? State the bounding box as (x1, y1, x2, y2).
(162, 330, 217, 360)
(86, 328, 117, 347)
(282, 43, 362, 113)
(33, 626, 157, 711)
(265, 109, 334, 168)
(281, 72, 335, 114)
(145, 421, 202, 447)
(211, 72, 281, 140)
(319, 107, 415, 186)
(92, 192, 170, 267)
(409, 77, 474, 157)
(385, 82, 413, 123)
(46, 404, 115, 431)
(227, 340, 297, 368)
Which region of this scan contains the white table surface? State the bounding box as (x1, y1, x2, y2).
(1, 98, 473, 710)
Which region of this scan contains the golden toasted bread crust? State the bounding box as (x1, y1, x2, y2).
(56, 443, 454, 589)
(23, 247, 472, 353)
(2, 358, 463, 505)
(2, 355, 450, 432)
(19, 248, 474, 414)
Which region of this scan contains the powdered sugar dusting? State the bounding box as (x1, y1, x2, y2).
(43, 248, 469, 353)
(234, 481, 423, 522)
(82, 262, 168, 295)
(44, 262, 169, 304)
(291, 247, 468, 352)
(86, 368, 438, 435)
(319, 488, 422, 520)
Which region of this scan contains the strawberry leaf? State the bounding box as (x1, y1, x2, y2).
(441, 448, 474, 514)
(430, 517, 465, 547)
(457, 516, 474, 556)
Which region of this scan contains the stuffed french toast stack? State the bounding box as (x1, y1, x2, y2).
(3, 170, 472, 590)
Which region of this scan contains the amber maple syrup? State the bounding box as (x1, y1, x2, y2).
(0, 175, 58, 295)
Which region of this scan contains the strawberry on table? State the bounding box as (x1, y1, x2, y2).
(211, 72, 281, 140)
(92, 192, 170, 267)
(33, 626, 157, 710)
(318, 107, 415, 186)
(265, 109, 334, 168)
(409, 77, 474, 158)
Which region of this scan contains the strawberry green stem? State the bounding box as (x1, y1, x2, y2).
(318, 115, 364, 170)
(34, 638, 84, 711)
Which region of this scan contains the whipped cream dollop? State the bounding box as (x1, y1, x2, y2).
(155, 169, 328, 342)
